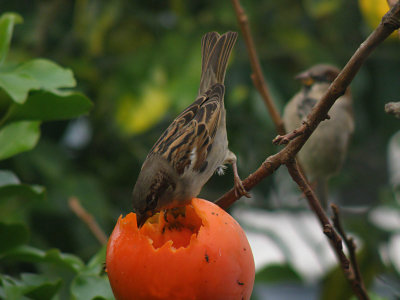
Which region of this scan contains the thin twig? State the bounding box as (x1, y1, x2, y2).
(286, 161, 352, 275)
(288, 163, 368, 299)
(217, 154, 282, 209)
(69, 196, 108, 245)
(273, 114, 330, 145)
(229, 0, 310, 187)
(218, 0, 400, 212)
(230, 0, 285, 135)
(286, 161, 372, 299)
(273, 2, 400, 148)
(273, 127, 305, 145)
(331, 204, 364, 286)
(217, 1, 400, 299)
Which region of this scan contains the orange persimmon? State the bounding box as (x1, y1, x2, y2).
(106, 198, 255, 300)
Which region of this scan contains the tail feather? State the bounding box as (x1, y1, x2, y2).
(198, 31, 238, 95)
(200, 32, 220, 77)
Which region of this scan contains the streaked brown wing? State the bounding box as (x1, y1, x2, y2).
(149, 83, 224, 175)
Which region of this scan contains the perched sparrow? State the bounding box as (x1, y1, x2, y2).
(283, 64, 354, 207)
(132, 31, 249, 228)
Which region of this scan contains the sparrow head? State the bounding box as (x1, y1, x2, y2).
(295, 64, 340, 88)
(132, 155, 178, 228)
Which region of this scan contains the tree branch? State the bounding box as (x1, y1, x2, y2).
(218, 0, 400, 209)
(217, 1, 400, 299)
(331, 204, 364, 287)
(274, 2, 400, 148)
(388, 0, 400, 38)
(69, 196, 108, 246)
(217, 154, 282, 209)
(287, 162, 369, 299)
(230, 0, 285, 135)
(286, 161, 352, 272)
(272, 125, 305, 145)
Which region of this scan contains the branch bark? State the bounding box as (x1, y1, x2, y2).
(218, 0, 400, 213)
(69, 197, 108, 245)
(217, 1, 400, 299)
(388, 0, 400, 38)
(286, 161, 352, 274)
(331, 204, 364, 288)
(230, 0, 285, 135)
(287, 162, 368, 299)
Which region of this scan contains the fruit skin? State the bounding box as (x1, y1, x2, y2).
(106, 198, 255, 300)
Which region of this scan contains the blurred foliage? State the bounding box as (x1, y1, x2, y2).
(0, 0, 399, 299)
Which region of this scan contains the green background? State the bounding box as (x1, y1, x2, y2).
(0, 0, 399, 299)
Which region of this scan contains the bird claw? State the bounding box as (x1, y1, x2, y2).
(234, 179, 251, 198)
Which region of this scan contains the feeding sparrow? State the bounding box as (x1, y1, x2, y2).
(132, 31, 249, 228)
(283, 64, 354, 208)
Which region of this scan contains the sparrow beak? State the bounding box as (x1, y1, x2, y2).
(295, 71, 314, 86)
(136, 211, 152, 229)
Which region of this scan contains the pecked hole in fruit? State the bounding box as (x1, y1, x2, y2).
(140, 204, 203, 250)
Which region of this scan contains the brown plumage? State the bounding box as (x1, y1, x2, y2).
(283, 64, 354, 208)
(132, 31, 249, 228)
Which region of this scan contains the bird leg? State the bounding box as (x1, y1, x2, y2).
(232, 161, 251, 198)
(224, 151, 251, 198)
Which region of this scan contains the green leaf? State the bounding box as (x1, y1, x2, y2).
(255, 264, 302, 283)
(0, 59, 76, 104)
(0, 121, 40, 160)
(69, 247, 110, 299)
(0, 13, 23, 66)
(0, 276, 27, 300)
(71, 274, 114, 300)
(0, 170, 45, 202)
(0, 170, 19, 185)
(0, 222, 29, 253)
(1, 245, 85, 273)
(83, 246, 107, 276)
(0, 71, 40, 104)
(6, 90, 92, 123)
(0, 183, 45, 203)
(16, 58, 76, 90)
(0, 273, 62, 300)
(21, 273, 62, 300)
